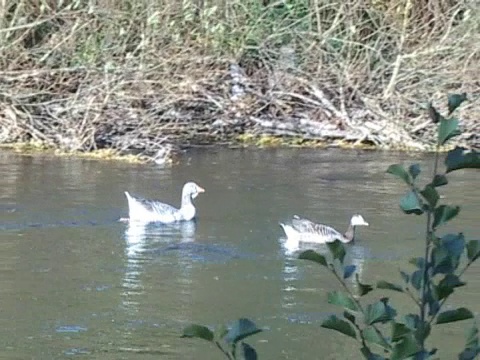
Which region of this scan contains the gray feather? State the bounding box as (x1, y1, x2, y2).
(131, 195, 179, 215)
(291, 215, 345, 241)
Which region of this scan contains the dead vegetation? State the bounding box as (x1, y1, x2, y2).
(0, 0, 478, 163)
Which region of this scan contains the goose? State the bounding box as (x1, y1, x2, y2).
(124, 181, 205, 224)
(279, 214, 369, 245)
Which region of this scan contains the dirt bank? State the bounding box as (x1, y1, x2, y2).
(1, 1, 478, 163)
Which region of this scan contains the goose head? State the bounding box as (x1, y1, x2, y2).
(182, 181, 205, 200)
(350, 214, 369, 227)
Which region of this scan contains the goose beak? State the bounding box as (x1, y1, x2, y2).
(197, 186, 205, 193)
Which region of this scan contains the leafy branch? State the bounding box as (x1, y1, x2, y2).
(299, 93, 480, 359)
(181, 93, 479, 359)
(182, 318, 262, 360)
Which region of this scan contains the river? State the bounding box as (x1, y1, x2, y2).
(0, 148, 478, 359)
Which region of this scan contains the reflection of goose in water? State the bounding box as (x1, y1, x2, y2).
(121, 221, 198, 316)
(125, 221, 197, 251)
(279, 239, 368, 318)
(124, 182, 205, 224)
(279, 237, 368, 282)
(349, 245, 367, 287)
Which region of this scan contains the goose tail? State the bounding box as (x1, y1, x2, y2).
(279, 223, 299, 240)
(124, 191, 137, 206)
(279, 222, 301, 251)
(124, 191, 138, 216)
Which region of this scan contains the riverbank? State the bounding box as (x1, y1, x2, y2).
(1, 1, 478, 164)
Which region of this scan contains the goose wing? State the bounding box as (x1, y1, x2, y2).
(291, 215, 343, 240)
(130, 195, 179, 215)
(291, 216, 317, 233)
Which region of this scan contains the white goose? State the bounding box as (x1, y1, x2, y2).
(280, 214, 369, 245)
(124, 181, 205, 224)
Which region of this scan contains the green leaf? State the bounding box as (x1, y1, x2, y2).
(409, 257, 425, 269)
(365, 298, 397, 325)
(344, 265, 356, 279)
(447, 236, 463, 258)
(298, 250, 328, 267)
(411, 270, 423, 290)
(467, 240, 480, 263)
(460, 322, 480, 360)
(391, 322, 413, 342)
(459, 348, 480, 360)
(436, 307, 473, 325)
(426, 291, 441, 319)
(241, 342, 258, 360)
(420, 185, 439, 208)
(442, 233, 465, 256)
(390, 333, 422, 360)
(432, 246, 454, 275)
(327, 240, 346, 264)
(327, 291, 359, 311)
(356, 273, 374, 297)
(215, 324, 229, 339)
(433, 205, 460, 229)
(425, 288, 440, 316)
(322, 314, 357, 339)
(360, 347, 387, 360)
(432, 174, 448, 187)
(447, 93, 468, 115)
(377, 281, 404, 293)
(343, 310, 356, 325)
(466, 323, 479, 347)
(225, 318, 262, 344)
(415, 320, 431, 342)
(438, 117, 460, 145)
(440, 274, 466, 288)
(402, 315, 432, 347)
(362, 326, 392, 350)
(435, 274, 465, 300)
(400, 191, 423, 215)
(408, 164, 421, 180)
(403, 314, 420, 330)
(431, 234, 465, 275)
(428, 103, 443, 124)
(182, 324, 214, 341)
(410, 350, 433, 360)
(445, 147, 480, 173)
(399, 271, 409, 284)
(387, 164, 412, 185)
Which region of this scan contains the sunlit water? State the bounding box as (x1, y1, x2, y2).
(0, 148, 478, 359)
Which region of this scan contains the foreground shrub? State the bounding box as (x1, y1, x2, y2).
(182, 93, 479, 358)
(299, 93, 480, 359)
(182, 318, 262, 359)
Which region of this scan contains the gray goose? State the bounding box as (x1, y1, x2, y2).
(124, 182, 205, 224)
(279, 214, 369, 244)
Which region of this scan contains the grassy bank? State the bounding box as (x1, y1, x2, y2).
(0, 0, 479, 163)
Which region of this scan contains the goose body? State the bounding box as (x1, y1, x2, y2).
(125, 181, 204, 224)
(280, 214, 369, 245)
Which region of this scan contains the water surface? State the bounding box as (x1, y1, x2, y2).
(0, 148, 478, 359)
